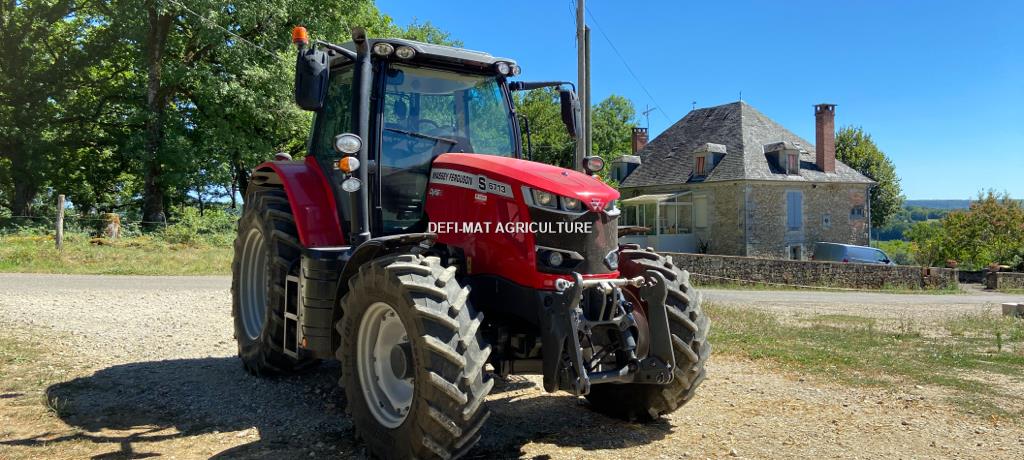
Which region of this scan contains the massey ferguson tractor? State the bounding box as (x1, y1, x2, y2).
(231, 26, 710, 459)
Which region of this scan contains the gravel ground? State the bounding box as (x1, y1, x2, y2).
(1, 273, 1022, 459)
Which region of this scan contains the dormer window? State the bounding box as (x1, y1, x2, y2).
(786, 152, 799, 174)
(764, 141, 801, 175)
(691, 143, 726, 179)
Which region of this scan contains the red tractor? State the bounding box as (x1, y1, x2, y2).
(232, 27, 710, 459)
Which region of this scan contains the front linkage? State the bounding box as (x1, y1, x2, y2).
(541, 271, 676, 395)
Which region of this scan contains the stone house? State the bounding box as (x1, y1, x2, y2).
(617, 101, 875, 259)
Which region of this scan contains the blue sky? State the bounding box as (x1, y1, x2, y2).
(377, 0, 1023, 199)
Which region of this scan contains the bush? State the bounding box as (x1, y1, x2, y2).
(159, 207, 238, 246)
(873, 240, 916, 266)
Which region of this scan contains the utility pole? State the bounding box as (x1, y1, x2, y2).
(575, 0, 587, 172)
(585, 26, 592, 162)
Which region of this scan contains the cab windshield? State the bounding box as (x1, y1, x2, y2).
(378, 64, 516, 233)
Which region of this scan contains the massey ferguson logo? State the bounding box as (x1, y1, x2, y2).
(589, 198, 603, 212)
(429, 168, 513, 198)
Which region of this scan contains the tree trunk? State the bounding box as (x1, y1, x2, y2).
(11, 180, 38, 217)
(141, 1, 172, 229)
(7, 143, 39, 216)
(230, 175, 238, 209)
(234, 158, 250, 201)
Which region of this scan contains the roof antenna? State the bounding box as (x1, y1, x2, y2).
(641, 104, 655, 129)
(691, 101, 696, 111)
(739, 90, 743, 102)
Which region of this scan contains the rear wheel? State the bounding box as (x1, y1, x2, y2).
(231, 186, 316, 375)
(584, 245, 711, 421)
(339, 254, 493, 459)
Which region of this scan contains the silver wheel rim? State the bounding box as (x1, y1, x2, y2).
(357, 302, 414, 428)
(239, 228, 268, 340)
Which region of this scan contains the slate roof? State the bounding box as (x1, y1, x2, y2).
(620, 101, 875, 188)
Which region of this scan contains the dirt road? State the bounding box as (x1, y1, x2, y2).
(703, 285, 1021, 320)
(1, 273, 1022, 459)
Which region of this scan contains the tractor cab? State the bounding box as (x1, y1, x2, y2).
(293, 29, 584, 243)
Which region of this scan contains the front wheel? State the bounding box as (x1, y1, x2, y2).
(231, 186, 316, 375)
(338, 254, 493, 459)
(584, 245, 711, 421)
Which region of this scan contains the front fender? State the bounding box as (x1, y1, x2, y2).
(251, 156, 345, 248)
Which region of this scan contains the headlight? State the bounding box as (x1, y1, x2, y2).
(395, 45, 416, 59)
(341, 177, 362, 192)
(334, 133, 362, 154)
(526, 187, 587, 213)
(510, 64, 521, 76)
(532, 189, 556, 208)
(372, 42, 394, 57)
(583, 156, 605, 173)
(547, 251, 564, 267)
(495, 62, 511, 75)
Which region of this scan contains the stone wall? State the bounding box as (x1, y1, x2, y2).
(662, 252, 959, 290)
(986, 272, 1024, 291)
(693, 182, 745, 255)
(745, 182, 870, 259)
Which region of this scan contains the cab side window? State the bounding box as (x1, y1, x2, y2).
(310, 66, 355, 233)
(313, 67, 355, 158)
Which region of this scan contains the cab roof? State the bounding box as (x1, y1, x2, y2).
(329, 38, 517, 71)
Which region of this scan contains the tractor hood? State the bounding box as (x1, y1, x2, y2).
(433, 153, 619, 211)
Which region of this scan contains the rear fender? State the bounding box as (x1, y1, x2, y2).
(251, 156, 345, 248)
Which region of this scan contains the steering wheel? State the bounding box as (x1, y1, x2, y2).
(417, 119, 440, 131)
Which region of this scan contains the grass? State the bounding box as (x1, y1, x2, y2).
(0, 335, 40, 374)
(707, 303, 1024, 420)
(693, 279, 963, 295)
(0, 233, 232, 275)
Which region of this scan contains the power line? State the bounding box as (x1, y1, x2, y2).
(166, 0, 288, 64)
(585, 3, 671, 120)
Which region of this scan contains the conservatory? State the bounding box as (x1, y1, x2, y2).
(618, 192, 697, 253)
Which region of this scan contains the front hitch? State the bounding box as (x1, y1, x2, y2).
(540, 271, 676, 395)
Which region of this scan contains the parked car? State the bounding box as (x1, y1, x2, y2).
(812, 242, 895, 265)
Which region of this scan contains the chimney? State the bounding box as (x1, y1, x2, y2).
(631, 127, 648, 154)
(814, 104, 836, 173)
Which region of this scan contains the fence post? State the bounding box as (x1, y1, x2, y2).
(56, 194, 65, 250)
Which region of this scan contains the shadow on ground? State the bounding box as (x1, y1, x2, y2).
(2, 358, 672, 458)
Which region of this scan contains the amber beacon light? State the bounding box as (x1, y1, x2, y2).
(292, 26, 309, 48)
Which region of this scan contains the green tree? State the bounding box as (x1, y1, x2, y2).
(514, 88, 574, 168)
(0, 1, 458, 224)
(515, 89, 637, 176)
(835, 126, 903, 228)
(590, 94, 636, 164)
(908, 191, 1024, 270)
(0, 0, 97, 216)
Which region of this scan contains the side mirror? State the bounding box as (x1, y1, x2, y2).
(294, 47, 330, 111)
(559, 89, 581, 140)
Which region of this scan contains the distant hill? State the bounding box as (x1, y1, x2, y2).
(904, 200, 971, 210)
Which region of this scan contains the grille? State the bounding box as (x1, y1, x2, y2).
(528, 207, 618, 275)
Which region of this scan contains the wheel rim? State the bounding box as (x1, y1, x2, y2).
(239, 228, 268, 340)
(357, 302, 415, 428)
